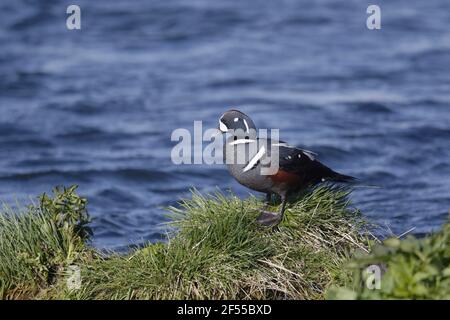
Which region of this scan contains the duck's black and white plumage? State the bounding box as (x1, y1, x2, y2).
(218, 109, 355, 226)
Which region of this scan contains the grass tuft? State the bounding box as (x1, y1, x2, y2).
(0, 186, 91, 299)
(0, 184, 372, 299)
(328, 219, 450, 300)
(70, 185, 370, 300)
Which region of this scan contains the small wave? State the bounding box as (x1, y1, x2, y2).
(0, 124, 35, 137)
(45, 101, 104, 116)
(0, 138, 53, 149)
(208, 78, 257, 89)
(312, 145, 352, 160)
(430, 162, 450, 174)
(363, 170, 398, 182)
(348, 102, 393, 114)
(97, 187, 141, 204)
(400, 125, 450, 143)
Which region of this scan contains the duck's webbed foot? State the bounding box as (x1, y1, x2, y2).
(256, 210, 282, 226)
(256, 193, 287, 227)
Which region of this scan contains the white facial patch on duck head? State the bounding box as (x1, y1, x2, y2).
(219, 119, 229, 132)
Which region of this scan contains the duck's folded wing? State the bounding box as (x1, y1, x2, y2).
(276, 144, 352, 183)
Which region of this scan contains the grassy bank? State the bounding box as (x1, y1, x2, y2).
(329, 219, 450, 299)
(0, 185, 448, 299)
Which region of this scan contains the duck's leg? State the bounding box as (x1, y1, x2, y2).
(256, 194, 287, 226)
(277, 195, 287, 223)
(261, 193, 272, 210)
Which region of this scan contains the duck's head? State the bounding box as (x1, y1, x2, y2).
(218, 109, 257, 137)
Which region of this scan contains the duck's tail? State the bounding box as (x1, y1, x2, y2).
(329, 172, 358, 183)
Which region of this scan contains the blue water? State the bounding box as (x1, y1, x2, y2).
(0, 0, 449, 250)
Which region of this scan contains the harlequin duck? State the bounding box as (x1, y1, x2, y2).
(218, 109, 355, 226)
